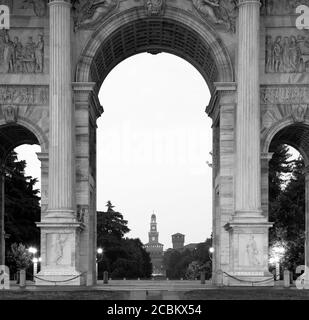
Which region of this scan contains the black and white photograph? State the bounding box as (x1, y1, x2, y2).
(0, 0, 309, 313)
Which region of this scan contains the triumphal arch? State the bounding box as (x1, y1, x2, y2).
(0, 0, 309, 286)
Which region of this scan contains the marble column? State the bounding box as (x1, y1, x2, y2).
(36, 0, 84, 286)
(47, 0, 75, 219)
(235, 0, 262, 218)
(305, 167, 309, 274)
(0, 174, 4, 265)
(225, 0, 273, 286)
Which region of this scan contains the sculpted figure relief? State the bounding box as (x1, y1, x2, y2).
(0, 30, 44, 74)
(144, 0, 165, 16)
(246, 235, 261, 266)
(73, 0, 119, 31)
(192, 0, 237, 33)
(21, 0, 47, 17)
(261, 0, 306, 15)
(265, 34, 309, 73)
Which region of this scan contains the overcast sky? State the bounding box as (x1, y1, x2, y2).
(15, 52, 213, 249)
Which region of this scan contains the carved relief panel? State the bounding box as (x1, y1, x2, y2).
(238, 234, 264, 268)
(265, 30, 309, 74)
(0, 29, 45, 74)
(46, 233, 73, 266)
(6, 0, 47, 16)
(261, 0, 305, 16)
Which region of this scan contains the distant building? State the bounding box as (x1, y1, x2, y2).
(172, 233, 185, 250)
(144, 214, 164, 275)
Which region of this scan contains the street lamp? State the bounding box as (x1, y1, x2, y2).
(209, 247, 214, 261)
(96, 248, 104, 280)
(28, 247, 38, 280)
(28, 247, 37, 255)
(32, 257, 38, 275)
(269, 244, 285, 281)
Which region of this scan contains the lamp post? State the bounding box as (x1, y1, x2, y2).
(209, 247, 214, 261)
(32, 257, 38, 275)
(96, 248, 104, 280)
(28, 247, 38, 281)
(270, 244, 285, 281)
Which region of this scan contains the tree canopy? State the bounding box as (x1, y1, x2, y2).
(4, 151, 40, 252)
(97, 201, 152, 279)
(269, 145, 305, 273)
(163, 237, 212, 280)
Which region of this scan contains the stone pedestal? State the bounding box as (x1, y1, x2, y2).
(225, 220, 273, 286)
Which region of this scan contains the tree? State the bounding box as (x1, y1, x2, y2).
(97, 202, 152, 279)
(97, 201, 130, 246)
(163, 237, 213, 280)
(4, 152, 41, 255)
(269, 145, 305, 273)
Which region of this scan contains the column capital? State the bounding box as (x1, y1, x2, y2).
(36, 152, 49, 162)
(72, 82, 96, 93)
(48, 0, 72, 8)
(237, 0, 261, 7)
(261, 152, 274, 161)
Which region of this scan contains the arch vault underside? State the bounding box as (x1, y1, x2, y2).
(0, 0, 308, 286)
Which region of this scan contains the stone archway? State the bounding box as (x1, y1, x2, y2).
(0, 122, 45, 266)
(70, 6, 237, 286)
(262, 122, 309, 279)
(2, 0, 291, 287)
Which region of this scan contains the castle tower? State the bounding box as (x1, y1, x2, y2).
(172, 233, 185, 250)
(144, 214, 164, 276)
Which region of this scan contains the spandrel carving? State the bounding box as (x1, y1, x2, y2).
(192, 0, 237, 33)
(72, 0, 119, 31)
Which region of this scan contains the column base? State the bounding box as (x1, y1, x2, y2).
(35, 268, 86, 286)
(224, 216, 273, 287)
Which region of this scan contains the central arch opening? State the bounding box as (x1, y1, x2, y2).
(76, 12, 234, 281)
(97, 52, 213, 255)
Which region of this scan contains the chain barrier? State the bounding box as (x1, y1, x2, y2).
(26, 271, 87, 286)
(223, 272, 274, 286)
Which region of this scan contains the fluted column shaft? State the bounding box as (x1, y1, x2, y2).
(48, 0, 75, 217)
(0, 175, 4, 265)
(305, 168, 309, 270)
(235, 0, 262, 215)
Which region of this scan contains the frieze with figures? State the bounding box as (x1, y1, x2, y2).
(261, 0, 309, 16)
(265, 30, 309, 73)
(0, 85, 48, 105)
(0, 30, 44, 74)
(1, 0, 47, 16)
(261, 86, 309, 104)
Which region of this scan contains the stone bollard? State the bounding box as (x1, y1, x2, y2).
(180, 277, 183, 281)
(19, 269, 26, 289)
(284, 270, 290, 288)
(215, 270, 224, 287)
(200, 272, 206, 284)
(103, 271, 108, 284)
